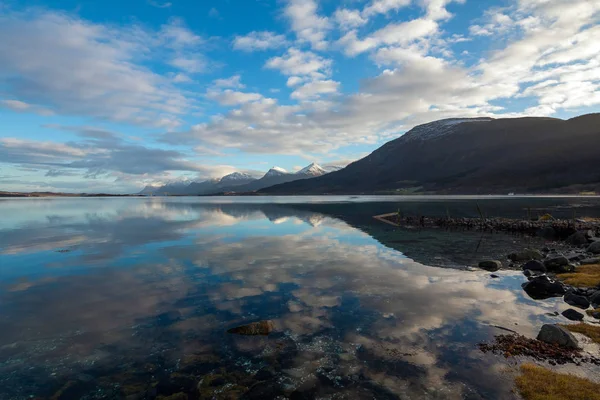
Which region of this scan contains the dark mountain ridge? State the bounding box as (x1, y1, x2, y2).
(261, 113, 600, 194)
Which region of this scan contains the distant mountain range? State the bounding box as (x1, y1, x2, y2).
(141, 163, 341, 196)
(261, 113, 600, 195)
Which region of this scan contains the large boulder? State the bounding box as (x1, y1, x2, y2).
(561, 309, 584, 321)
(588, 242, 600, 254)
(509, 248, 543, 262)
(544, 256, 570, 272)
(566, 231, 590, 246)
(479, 260, 502, 272)
(522, 276, 566, 300)
(536, 324, 579, 349)
(564, 292, 590, 309)
(521, 260, 546, 273)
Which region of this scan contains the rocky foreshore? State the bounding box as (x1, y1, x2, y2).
(375, 213, 600, 241)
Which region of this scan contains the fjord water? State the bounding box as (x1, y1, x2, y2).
(2, 197, 600, 399)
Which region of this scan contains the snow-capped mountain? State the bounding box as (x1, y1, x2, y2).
(400, 118, 493, 142)
(297, 163, 327, 177)
(140, 162, 341, 195)
(219, 172, 256, 186)
(264, 166, 288, 177)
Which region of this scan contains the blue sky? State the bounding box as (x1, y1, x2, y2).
(0, 0, 599, 193)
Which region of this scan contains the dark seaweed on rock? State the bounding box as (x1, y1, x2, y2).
(227, 320, 275, 336)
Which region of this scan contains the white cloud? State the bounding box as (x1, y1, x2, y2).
(362, 0, 412, 18)
(1, 99, 30, 111)
(284, 0, 331, 50)
(291, 80, 340, 100)
(333, 9, 367, 29)
(232, 31, 288, 51)
(213, 75, 245, 89)
(265, 48, 332, 78)
(148, 0, 172, 8)
(207, 89, 263, 106)
(0, 10, 205, 129)
(286, 76, 304, 87)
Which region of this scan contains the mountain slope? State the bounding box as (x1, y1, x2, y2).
(261, 114, 600, 194)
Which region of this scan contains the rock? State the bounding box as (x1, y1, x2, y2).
(509, 248, 543, 262)
(581, 257, 600, 265)
(566, 231, 590, 246)
(590, 291, 600, 307)
(479, 260, 502, 272)
(242, 382, 283, 400)
(227, 320, 275, 336)
(490, 274, 499, 278)
(564, 292, 590, 309)
(561, 309, 584, 321)
(544, 256, 569, 272)
(521, 260, 546, 273)
(588, 242, 600, 254)
(522, 276, 566, 300)
(536, 324, 579, 349)
(537, 226, 557, 240)
(254, 368, 275, 381)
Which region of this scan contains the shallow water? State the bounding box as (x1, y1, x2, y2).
(1, 196, 600, 399)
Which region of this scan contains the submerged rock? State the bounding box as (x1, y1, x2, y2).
(509, 249, 543, 262)
(227, 320, 275, 336)
(479, 260, 502, 271)
(536, 324, 579, 349)
(564, 292, 590, 309)
(561, 309, 584, 321)
(522, 276, 566, 300)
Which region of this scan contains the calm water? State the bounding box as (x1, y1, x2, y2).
(1, 196, 600, 399)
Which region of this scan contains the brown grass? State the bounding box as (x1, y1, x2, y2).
(558, 264, 600, 288)
(515, 363, 600, 400)
(560, 323, 600, 344)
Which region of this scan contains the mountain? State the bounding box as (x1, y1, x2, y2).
(298, 163, 327, 177)
(140, 163, 339, 196)
(218, 172, 257, 187)
(261, 114, 600, 194)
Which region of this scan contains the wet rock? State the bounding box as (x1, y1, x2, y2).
(509, 248, 543, 262)
(564, 292, 590, 309)
(588, 242, 600, 254)
(490, 274, 499, 278)
(581, 257, 600, 265)
(544, 256, 569, 272)
(561, 309, 584, 321)
(253, 368, 275, 381)
(522, 276, 566, 300)
(227, 320, 275, 336)
(536, 324, 579, 349)
(521, 260, 546, 273)
(242, 381, 283, 400)
(479, 260, 502, 272)
(566, 231, 590, 246)
(590, 291, 600, 307)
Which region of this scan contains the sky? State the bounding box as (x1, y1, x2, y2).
(0, 0, 599, 193)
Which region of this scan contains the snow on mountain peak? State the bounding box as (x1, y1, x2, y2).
(264, 166, 288, 177)
(220, 172, 253, 182)
(298, 163, 326, 177)
(401, 117, 494, 142)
